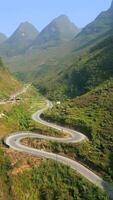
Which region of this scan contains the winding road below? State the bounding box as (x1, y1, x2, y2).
(5, 100, 113, 199)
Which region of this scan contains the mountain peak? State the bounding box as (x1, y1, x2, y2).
(21, 21, 30, 25)
(52, 15, 79, 34)
(54, 14, 69, 20)
(8, 21, 39, 46)
(53, 15, 75, 25)
(0, 22, 39, 56)
(110, 0, 113, 10)
(19, 21, 34, 28)
(16, 21, 39, 36)
(30, 15, 79, 50)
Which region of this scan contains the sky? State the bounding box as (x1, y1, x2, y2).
(0, 0, 112, 36)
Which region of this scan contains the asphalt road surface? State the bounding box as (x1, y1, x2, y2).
(5, 100, 113, 199)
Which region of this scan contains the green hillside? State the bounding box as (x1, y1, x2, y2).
(0, 1, 112, 85)
(43, 79, 113, 183)
(0, 86, 109, 200)
(1, 2, 113, 200)
(0, 151, 108, 200)
(0, 58, 21, 99)
(36, 34, 113, 100)
(70, 0, 113, 52)
(3, 1, 113, 92)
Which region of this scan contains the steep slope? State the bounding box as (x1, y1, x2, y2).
(0, 58, 21, 99)
(0, 22, 39, 56)
(36, 34, 113, 100)
(0, 33, 7, 44)
(43, 79, 113, 183)
(0, 150, 108, 200)
(70, 0, 113, 51)
(31, 1, 113, 97)
(30, 15, 79, 50)
(4, 2, 113, 84)
(3, 1, 113, 90)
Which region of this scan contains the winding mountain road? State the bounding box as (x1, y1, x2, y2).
(5, 100, 113, 199)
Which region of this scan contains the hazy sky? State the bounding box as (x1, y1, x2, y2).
(0, 0, 112, 36)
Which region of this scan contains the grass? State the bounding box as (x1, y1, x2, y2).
(0, 148, 109, 200)
(0, 85, 42, 138)
(0, 59, 21, 100)
(43, 79, 113, 183)
(0, 84, 110, 199)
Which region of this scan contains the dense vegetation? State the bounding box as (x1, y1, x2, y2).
(0, 87, 109, 200)
(43, 79, 113, 183)
(70, 1, 113, 52)
(0, 2, 113, 200)
(0, 86, 41, 137)
(0, 148, 12, 200)
(0, 58, 21, 100)
(0, 149, 109, 200)
(36, 34, 113, 100)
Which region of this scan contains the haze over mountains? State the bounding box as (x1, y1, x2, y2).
(70, 0, 113, 51)
(0, 15, 79, 56)
(30, 15, 79, 50)
(0, 33, 7, 44)
(1, 1, 113, 58)
(1, 0, 113, 93)
(0, 22, 39, 56)
(2, 0, 113, 58)
(0, 1, 113, 199)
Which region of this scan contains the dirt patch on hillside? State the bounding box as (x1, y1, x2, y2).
(5, 149, 45, 175)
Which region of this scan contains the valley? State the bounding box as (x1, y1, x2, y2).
(0, 1, 113, 200)
(0, 86, 110, 200)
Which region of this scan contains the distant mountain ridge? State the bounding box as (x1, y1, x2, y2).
(30, 15, 80, 50)
(2, 2, 113, 92)
(0, 22, 39, 56)
(1, 1, 113, 57)
(0, 15, 79, 56)
(0, 33, 7, 44)
(37, 33, 113, 99)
